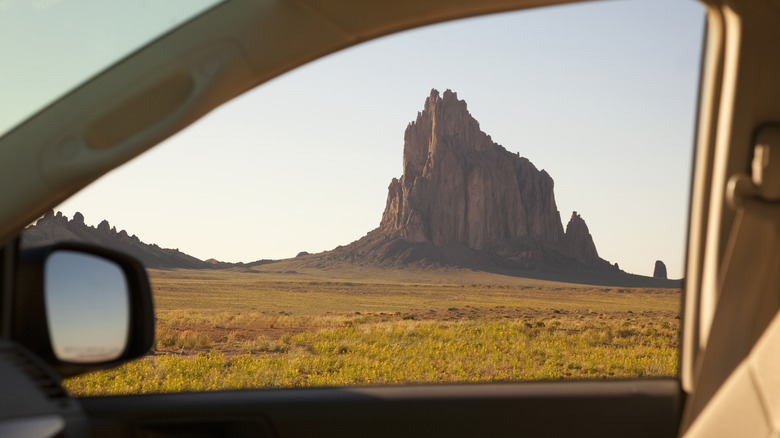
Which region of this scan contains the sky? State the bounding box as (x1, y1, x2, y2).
(0, 0, 219, 135)
(55, 0, 705, 279)
(45, 250, 129, 362)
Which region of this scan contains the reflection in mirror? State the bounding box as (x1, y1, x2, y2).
(44, 250, 130, 363)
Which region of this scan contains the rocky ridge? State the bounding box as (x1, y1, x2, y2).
(22, 211, 230, 269)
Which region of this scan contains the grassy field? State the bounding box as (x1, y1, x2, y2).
(64, 265, 680, 396)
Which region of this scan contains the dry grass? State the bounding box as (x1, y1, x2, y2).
(64, 266, 681, 396)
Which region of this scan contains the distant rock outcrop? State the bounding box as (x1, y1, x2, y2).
(22, 211, 213, 269)
(563, 211, 600, 264)
(317, 89, 616, 272)
(653, 260, 668, 279)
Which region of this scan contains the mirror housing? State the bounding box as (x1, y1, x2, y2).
(12, 243, 154, 377)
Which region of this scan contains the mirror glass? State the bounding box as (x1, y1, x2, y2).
(44, 250, 130, 363)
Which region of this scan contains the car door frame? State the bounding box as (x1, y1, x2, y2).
(2, 0, 739, 436)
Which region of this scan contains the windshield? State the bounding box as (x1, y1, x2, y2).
(0, 0, 222, 138)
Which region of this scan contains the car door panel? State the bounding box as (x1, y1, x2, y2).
(81, 379, 680, 438)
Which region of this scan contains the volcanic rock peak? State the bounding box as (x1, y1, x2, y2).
(402, 89, 495, 178)
(377, 88, 608, 270)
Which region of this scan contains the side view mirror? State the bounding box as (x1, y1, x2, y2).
(45, 250, 131, 363)
(12, 243, 154, 377)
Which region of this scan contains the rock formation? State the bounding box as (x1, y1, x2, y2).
(22, 90, 624, 278)
(653, 260, 668, 279)
(325, 89, 615, 272)
(380, 89, 563, 249)
(563, 211, 600, 264)
(22, 211, 214, 269)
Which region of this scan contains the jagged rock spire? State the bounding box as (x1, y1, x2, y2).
(375, 89, 610, 270)
(653, 260, 668, 279)
(381, 88, 564, 250)
(563, 211, 599, 263)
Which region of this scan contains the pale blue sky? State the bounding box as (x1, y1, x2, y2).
(0, 0, 219, 135)
(57, 0, 705, 278)
(45, 250, 129, 362)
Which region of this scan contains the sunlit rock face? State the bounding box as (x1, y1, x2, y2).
(380, 89, 564, 250)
